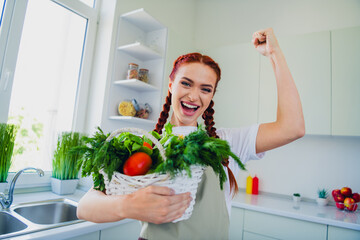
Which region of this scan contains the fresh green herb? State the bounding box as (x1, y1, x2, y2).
(317, 188, 328, 199)
(52, 132, 84, 180)
(293, 193, 301, 197)
(154, 123, 246, 190)
(0, 123, 18, 182)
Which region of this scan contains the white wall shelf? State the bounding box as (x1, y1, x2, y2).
(113, 79, 158, 91)
(109, 116, 156, 125)
(121, 8, 164, 32)
(117, 42, 161, 61)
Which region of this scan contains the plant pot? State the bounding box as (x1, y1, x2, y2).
(0, 182, 8, 193)
(51, 178, 79, 195)
(316, 197, 329, 206)
(293, 196, 301, 202)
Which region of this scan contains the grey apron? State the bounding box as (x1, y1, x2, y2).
(140, 167, 230, 240)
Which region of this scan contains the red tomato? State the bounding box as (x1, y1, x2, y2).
(143, 141, 153, 150)
(123, 152, 152, 176)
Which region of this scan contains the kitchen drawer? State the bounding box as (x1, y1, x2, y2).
(65, 231, 100, 240)
(327, 225, 360, 240)
(100, 220, 141, 240)
(229, 207, 244, 240)
(244, 210, 327, 240)
(243, 231, 277, 240)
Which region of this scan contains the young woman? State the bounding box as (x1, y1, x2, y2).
(77, 28, 305, 239)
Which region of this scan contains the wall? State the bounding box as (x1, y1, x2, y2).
(194, 0, 360, 199)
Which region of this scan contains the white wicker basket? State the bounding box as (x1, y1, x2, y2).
(100, 127, 205, 222)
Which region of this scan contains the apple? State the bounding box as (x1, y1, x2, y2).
(336, 202, 345, 210)
(352, 193, 360, 203)
(334, 193, 345, 202)
(341, 187, 352, 197)
(344, 197, 356, 211)
(332, 189, 341, 198)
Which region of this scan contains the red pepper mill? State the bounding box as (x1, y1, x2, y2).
(252, 175, 259, 195)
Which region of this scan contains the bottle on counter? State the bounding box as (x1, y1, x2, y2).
(127, 63, 139, 79)
(252, 175, 259, 195)
(246, 175, 253, 194)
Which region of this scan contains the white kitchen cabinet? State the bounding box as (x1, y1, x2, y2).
(106, 8, 167, 131)
(65, 231, 100, 240)
(327, 225, 360, 240)
(229, 207, 244, 240)
(100, 220, 142, 240)
(331, 26, 360, 136)
(243, 210, 327, 240)
(259, 31, 331, 135)
(206, 42, 260, 128)
(243, 231, 277, 240)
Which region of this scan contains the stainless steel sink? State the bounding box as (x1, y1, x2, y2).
(0, 198, 84, 239)
(0, 212, 27, 235)
(14, 200, 78, 224)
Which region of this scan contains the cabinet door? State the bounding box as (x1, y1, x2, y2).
(229, 207, 244, 240)
(100, 220, 142, 240)
(244, 210, 327, 240)
(328, 226, 360, 240)
(243, 231, 277, 240)
(65, 231, 100, 240)
(331, 26, 360, 136)
(206, 42, 260, 128)
(259, 31, 331, 135)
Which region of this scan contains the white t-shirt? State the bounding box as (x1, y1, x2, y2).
(171, 124, 265, 217)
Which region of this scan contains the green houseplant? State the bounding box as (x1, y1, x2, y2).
(51, 132, 84, 195)
(316, 188, 329, 206)
(293, 193, 301, 202)
(0, 123, 18, 193)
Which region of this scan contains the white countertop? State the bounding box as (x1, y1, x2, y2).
(6, 190, 135, 240)
(5, 189, 359, 239)
(232, 192, 360, 231)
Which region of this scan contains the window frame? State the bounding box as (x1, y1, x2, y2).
(0, 0, 100, 190)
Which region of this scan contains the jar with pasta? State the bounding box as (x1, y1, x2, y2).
(127, 63, 138, 79)
(138, 68, 149, 83)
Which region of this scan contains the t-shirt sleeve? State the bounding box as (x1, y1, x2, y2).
(217, 124, 265, 176)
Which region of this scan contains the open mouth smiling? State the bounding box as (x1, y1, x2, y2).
(181, 101, 200, 116)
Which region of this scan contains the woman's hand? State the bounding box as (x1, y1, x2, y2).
(124, 186, 192, 224)
(77, 186, 191, 224)
(252, 28, 280, 57)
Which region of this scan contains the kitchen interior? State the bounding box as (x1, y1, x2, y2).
(0, 0, 359, 239)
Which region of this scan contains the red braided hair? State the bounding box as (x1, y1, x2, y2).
(154, 52, 239, 195)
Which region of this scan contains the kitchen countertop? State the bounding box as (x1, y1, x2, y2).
(232, 192, 360, 231)
(6, 190, 135, 240)
(5, 189, 359, 239)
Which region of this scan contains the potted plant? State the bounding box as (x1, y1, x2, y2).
(316, 188, 329, 206)
(293, 193, 301, 202)
(51, 132, 84, 195)
(0, 123, 18, 193)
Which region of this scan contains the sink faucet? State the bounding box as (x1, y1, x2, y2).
(0, 167, 44, 209)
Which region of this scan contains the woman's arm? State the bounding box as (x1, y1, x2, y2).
(252, 28, 305, 153)
(77, 186, 191, 224)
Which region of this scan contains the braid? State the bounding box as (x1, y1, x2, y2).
(202, 100, 218, 138)
(203, 100, 239, 196)
(154, 91, 172, 135)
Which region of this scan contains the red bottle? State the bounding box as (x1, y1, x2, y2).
(252, 175, 259, 195)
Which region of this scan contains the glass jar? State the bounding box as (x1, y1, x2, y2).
(127, 63, 138, 79)
(138, 68, 149, 83)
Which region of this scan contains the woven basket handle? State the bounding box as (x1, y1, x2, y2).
(106, 128, 166, 161)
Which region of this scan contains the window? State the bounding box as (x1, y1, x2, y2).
(0, 0, 99, 177)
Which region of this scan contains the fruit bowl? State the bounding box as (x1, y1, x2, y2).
(335, 202, 358, 212)
(332, 187, 359, 212)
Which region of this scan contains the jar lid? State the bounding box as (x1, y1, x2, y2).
(128, 63, 138, 66)
(139, 68, 148, 72)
